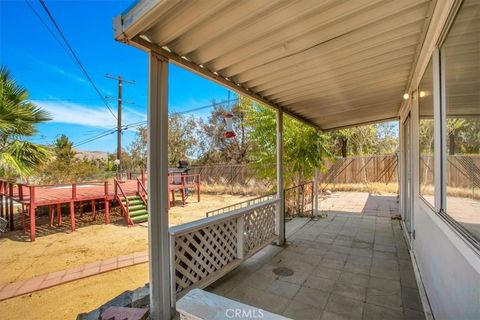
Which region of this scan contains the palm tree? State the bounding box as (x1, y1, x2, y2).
(0, 66, 51, 178)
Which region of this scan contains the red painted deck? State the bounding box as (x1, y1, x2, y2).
(15, 180, 138, 206)
(0, 174, 200, 242)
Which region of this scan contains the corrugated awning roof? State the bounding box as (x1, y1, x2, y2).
(115, 0, 435, 130)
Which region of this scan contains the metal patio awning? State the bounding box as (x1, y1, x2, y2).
(115, 0, 435, 130)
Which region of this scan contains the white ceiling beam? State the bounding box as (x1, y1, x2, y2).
(239, 20, 424, 88)
(277, 76, 408, 106)
(212, 0, 428, 75)
(146, 0, 235, 47)
(189, 0, 340, 65)
(131, 36, 322, 131)
(258, 47, 414, 98)
(288, 88, 405, 115)
(266, 58, 412, 101)
(169, 0, 285, 56)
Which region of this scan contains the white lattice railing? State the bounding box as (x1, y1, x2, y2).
(169, 198, 279, 301)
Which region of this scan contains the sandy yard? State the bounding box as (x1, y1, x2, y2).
(0, 193, 254, 319)
(1, 264, 149, 320)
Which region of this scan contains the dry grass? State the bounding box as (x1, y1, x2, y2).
(446, 186, 480, 200)
(322, 182, 399, 195)
(420, 184, 480, 200)
(200, 182, 271, 196)
(324, 182, 480, 200)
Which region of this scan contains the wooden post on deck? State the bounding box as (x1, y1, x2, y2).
(57, 204, 62, 226)
(29, 186, 36, 241)
(4, 182, 9, 224)
(148, 52, 172, 319)
(91, 200, 96, 220)
(18, 184, 24, 220)
(49, 205, 54, 226)
(104, 181, 110, 224)
(70, 183, 76, 231)
(9, 183, 14, 231)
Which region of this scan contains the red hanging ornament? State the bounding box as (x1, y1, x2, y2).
(224, 112, 236, 138)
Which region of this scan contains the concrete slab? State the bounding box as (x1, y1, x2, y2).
(206, 192, 426, 320)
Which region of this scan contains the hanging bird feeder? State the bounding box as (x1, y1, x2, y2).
(224, 112, 236, 139)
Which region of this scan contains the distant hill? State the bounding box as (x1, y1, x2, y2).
(75, 150, 108, 161)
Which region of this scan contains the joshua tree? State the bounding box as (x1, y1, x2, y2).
(0, 66, 51, 178)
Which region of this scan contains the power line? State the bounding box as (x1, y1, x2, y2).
(74, 127, 117, 147)
(72, 97, 240, 147)
(37, 0, 117, 120)
(24, 1, 73, 60)
(111, 98, 241, 129)
(31, 98, 105, 101)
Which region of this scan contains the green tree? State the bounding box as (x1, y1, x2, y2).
(38, 135, 102, 183)
(128, 127, 147, 169)
(169, 113, 197, 165)
(196, 96, 255, 164)
(329, 123, 398, 157)
(128, 112, 198, 168)
(53, 134, 76, 165)
(0, 66, 51, 178)
(246, 102, 332, 188)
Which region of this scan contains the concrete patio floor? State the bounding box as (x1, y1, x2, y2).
(207, 192, 425, 320)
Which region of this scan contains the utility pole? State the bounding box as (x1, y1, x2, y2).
(105, 74, 135, 175)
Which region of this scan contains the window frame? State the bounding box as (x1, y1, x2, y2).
(417, 57, 437, 210)
(434, 0, 480, 253)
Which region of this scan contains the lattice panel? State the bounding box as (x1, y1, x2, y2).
(244, 202, 277, 254)
(173, 219, 237, 294)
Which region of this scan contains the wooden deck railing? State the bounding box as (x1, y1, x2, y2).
(169, 198, 279, 301)
(114, 179, 130, 225)
(137, 178, 148, 206)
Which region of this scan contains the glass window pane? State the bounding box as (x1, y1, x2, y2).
(443, 0, 480, 242)
(418, 60, 435, 207)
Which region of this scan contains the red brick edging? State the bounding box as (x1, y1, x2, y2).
(0, 251, 149, 301)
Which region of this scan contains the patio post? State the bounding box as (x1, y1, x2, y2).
(314, 167, 319, 216)
(276, 109, 285, 245)
(148, 51, 171, 320)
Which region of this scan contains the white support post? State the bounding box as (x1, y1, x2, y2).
(314, 167, 319, 216)
(148, 52, 171, 320)
(236, 215, 245, 259)
(276, 110, 285, 245)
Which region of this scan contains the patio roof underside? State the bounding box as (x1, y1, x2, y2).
(117, 0, 434, 130)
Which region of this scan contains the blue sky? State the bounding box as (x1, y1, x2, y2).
(1, 0, 234, 152)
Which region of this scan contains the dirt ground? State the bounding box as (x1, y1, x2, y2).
(1, 263, 149, 320)
(0, 193, 254, 319)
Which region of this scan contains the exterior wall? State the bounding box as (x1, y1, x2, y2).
(414, 200, 480, 319)
(399, 1, 480, 319)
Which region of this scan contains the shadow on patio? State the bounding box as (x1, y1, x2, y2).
(206, 192, 424, 320)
